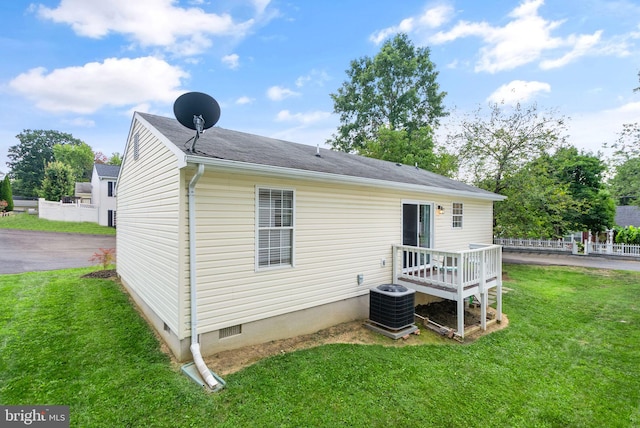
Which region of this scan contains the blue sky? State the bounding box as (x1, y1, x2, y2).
(1, 0, 639, 175)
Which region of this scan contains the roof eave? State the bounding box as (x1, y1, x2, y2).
(184, 154, 506, 201)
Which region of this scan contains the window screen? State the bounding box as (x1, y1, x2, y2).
(257, 188, 294, 268)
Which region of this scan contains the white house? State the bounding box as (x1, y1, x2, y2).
(91, 164, 119, 227)
(116, 112, 506, 362)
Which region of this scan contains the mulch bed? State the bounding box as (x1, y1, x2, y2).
(82, 269, 117, 279)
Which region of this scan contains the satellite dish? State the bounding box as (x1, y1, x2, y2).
(173, 92, 221, 152)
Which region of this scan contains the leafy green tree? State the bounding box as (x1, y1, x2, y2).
(53, 142, 94, 181)
(449, 102, 568, 194)
(328, 33, 447, 156)
(359, 127, 457, 176)
(40, 161, 75, 202)
(493, 147, 614, 237)
(609, 157, 640, 205)
(494, 159, 577, 238)
(107, 152, 122, 166)
(0, 175, 14, 211)
(547, 147, 615, 232)
(6, 130, 84, 197)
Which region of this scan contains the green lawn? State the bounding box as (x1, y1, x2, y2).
(1, 265, 639, 427)
(0, 213, 115, 235)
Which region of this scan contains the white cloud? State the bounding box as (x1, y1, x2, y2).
(568, 101, 640, 153)
(487, 80, 551, 105)
(275, 110, 331, 125)
(430, 0, 607, 73)
(222, 53, 240, 69)
(370, 4, 453, 44)
(235, 96, 254, 105)
(9, 56, 188, 114)
(540, 31, 602, 70)
(266, 86, 300, 101)
(35, 0, 258, 56)
(295, 69, 330, 87)
(252, 0, 271, 15)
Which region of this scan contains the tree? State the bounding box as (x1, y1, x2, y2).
(40, 161, 75, 202)
(94, 152, 108, 164)
(494, 147, 614, 237)
(494, 160, 576, 238)
(609, 157, 640, 205)
(0, 175, 13, 211)
(53, 142, 94, 181)
(328, 33, 447, 154)
(547, 147, 615, 232)
(449, 102, 568, 194)
(107, 152, 122, 166)
(6, 130, 84, 197)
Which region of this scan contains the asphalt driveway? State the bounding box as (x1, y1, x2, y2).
(0, 229, 116, 274)
(502, 250, 640, 272)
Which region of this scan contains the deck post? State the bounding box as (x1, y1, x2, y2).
(457, 253, 464, 337)
(480, 249, 487, 331)
(496, 247, 503, 322)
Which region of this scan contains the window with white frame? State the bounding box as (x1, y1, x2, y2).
(257, 188, 294, 268)
(452, 202, 463, 228)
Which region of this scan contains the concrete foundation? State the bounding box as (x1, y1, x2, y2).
(120, 274, 369, 361)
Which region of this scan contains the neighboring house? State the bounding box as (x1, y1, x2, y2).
(75, 182, 92, 204)
(116, 112, 506, 361)
(91, 163, 120, 227)
(615, 205, 640, 227)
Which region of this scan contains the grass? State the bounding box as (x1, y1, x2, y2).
(0, 213, 115, 235)
(1, 265, 639, 427)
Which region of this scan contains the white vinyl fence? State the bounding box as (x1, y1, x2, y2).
(38, 198, 98, 223)
(496, 231, 640, 259)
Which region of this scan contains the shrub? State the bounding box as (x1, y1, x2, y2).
(89, 248, 116, 269)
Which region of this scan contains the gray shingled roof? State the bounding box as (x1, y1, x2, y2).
(616, 205, 640, 227)
(94, 163, 120, 178)
(138, 112, 501, 199)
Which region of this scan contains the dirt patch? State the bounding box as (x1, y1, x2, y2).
(81, 269, 118, 279)
(206, 308, 509, 376)
(415, 300, 482, 328)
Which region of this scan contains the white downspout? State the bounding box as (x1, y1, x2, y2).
(188, 163, 219, 390)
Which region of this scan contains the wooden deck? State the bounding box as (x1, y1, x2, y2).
(392, 244, 503, 338)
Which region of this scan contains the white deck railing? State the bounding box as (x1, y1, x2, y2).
(392, 244, 502, 293)
(391, 243, 503, 337)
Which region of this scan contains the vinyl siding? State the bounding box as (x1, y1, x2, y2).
(185, 170, 495, 335)
(432, 198, 494, 250)
(116, 120, 184, 335)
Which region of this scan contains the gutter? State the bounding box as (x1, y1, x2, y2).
(187, 163, 221, 390)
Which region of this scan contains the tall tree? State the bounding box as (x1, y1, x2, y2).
(6, 130, 84, 197)
(328, 33, 447, 155)
(107, 152, 122, 166)
(449, 102, 568, 194)
(53, 142, 94, 181)
(40, 161, 75, 202)
(609, 157, 640, 205)
(494, 160, 576, 238)
(0, 175, 13, 211)
(547, 147, 615, 232)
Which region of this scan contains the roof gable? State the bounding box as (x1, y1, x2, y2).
(94, 163, 121, 178)
(137, 112, 502, 200)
